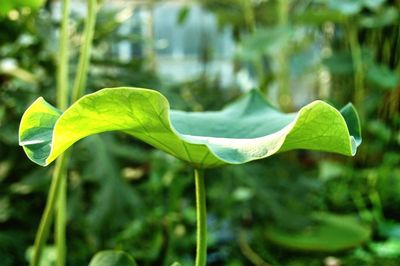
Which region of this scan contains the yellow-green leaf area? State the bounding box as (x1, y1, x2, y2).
(19, 87, 361, 168)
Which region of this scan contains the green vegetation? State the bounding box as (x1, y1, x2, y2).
(1, 0, 399, 265)
(88, 250, 138, 266)
(18, 86, 361, 264)
(19, 88, 360, 167)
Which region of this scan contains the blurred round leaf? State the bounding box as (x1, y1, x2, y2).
(26, 245, 56, 266)
(367, 120, 391, 143)
(237, 27, 293, 60)
(360, 7, 399, 28)
(329, 0, 363, 15)
(328, 0, 385, 15)
(363, 0, 386, 10)
(323, 52, 354, 75)
(367, 64, 399, 90)
(265, 213, 371, 252)
(370, 239, 400, 258)
(88, 250, 137, 266)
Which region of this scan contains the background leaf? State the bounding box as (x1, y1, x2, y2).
(88, 250, 137, 266)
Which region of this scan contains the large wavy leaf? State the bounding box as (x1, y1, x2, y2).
(19, 87, 361, 168)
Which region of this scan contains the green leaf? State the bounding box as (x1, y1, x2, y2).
(265, 213, 371, 252)
(362, 0, 386, 10)
(19, 87, 361, 168)
(89, 250, 137, 266)
(366, 63, 399, 90)
(328, 0, 363, 16)
(359, 7, 399, 28)
(370, 239, 400, 258)
(26, 245, 56, 266)
(176, 6, 190, 25)
(0, 0, 45, 16)
(327, 0, 385, 16)
(295, 9, 347, 24)
(323, 52, 354, 75)
(237, 26, 292, 60)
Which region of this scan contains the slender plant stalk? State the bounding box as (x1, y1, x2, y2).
(242, 0, 255, 31)
(238, 231, 270, 266)
(352, 190, 372, 222)
(56, 0, 70, 112)
(30, 154, 69, 266)
(241, 0, 269, 94)
(72, 0, 97, 102)
(347, 23, 365, 119)
(276, 0, 292, 110)
(56, 172, 67, 266)
(30, 0, 71, 265)
(55, 0, 71, 265)
(194, 168, 207, 266)
(144, 0, 156, 72)
(56, 0, 98, 263)
(31, 0, 98, 265)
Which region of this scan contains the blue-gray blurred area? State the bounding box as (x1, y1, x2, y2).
(0, 0, 399, 265)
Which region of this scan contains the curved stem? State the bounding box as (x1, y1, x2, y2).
(72, 0, 97, 102)
(238, 230, 271, 266)
(30, 154, 68, 266)
(194, 168, 207, 266)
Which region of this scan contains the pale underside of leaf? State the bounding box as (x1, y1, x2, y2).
(19, 87, 361, 168)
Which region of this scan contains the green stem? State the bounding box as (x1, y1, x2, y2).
(194, 168, 207, 266)
(347, 23, 365, 119)
(241, 0, 269, 94)
(56, 0, 97, 262)
(56, 0, 70, 111)
(55, 1, 70, 265)
(72, 0, 97, 102)
(238, 231, 271, 266)
(276, 0, 292, 110)
(30, 154, 69, 266)
(56, 172, 67, 266)
(242, 0, 255, 31)
(31, 0, 71, 265)
(31, 0, 97, 265)
(352, 190, 372, 222)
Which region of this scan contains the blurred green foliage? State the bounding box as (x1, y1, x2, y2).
(0, 0, 45, 16)
(1, 0, 400, 265)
